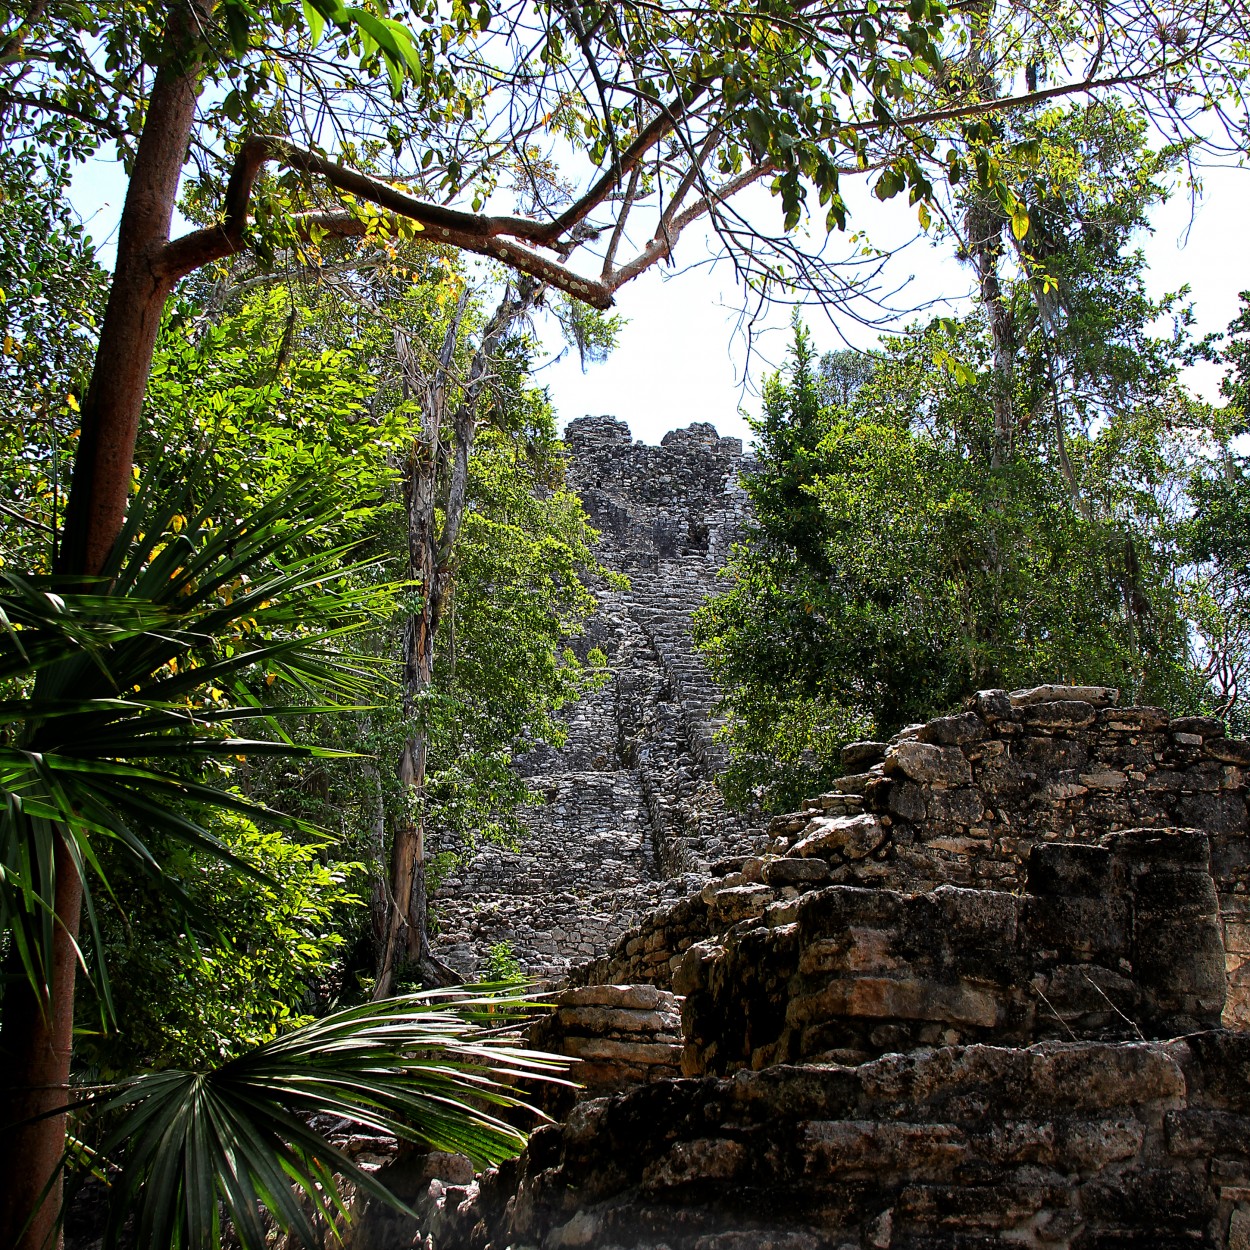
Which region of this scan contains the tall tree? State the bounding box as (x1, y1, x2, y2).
(3, 0, 1240, 581)
(695, 104, 1226, 809)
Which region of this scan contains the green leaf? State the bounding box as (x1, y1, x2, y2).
(83, 990, 573, 1250)
(0, 463, 389, 1017)
(301, 0, 326, 45)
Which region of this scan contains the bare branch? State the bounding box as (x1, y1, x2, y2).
(607, 159, 777, 290)
(0, 498, 55, 535)
(601, 164, 643, 279)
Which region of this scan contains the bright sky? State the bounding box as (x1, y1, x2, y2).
(537, 162, 1250, 446)
(69, 150, 1250, 450)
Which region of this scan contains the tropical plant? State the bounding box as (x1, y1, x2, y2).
(0, 465, 390, 1246)
(77, 988, 567, 1250)
(77, 811, 366, 1074)
(695, 299, 1222, 810)
(0, 147, 108, 571)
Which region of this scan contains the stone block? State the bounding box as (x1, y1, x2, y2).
(1100, 705, 1170, 730)
(1078, 1166, 1212, 1227)
(1164, 1108, 1250, 1159)
(639, 1137, 748, 1190)
(1035, 964, 1139, 1025)
(919, 712, 988, 746)
(702, 883, 774, 929)
(1021, 895, 1130, 963)
(554, 1005, 681, 1033)
(886, 741, 974, 787)
(1170, 716, 1227, 738)
(1081, 770, 1128, 790)
(1207, 738, 1250, 766)
(1104, 826, 1212, 870)
(833, 770, 878, 794)
(790, 813, 888, 861)
(673, 941, 724, 997)
(927, 885, 1019, 946)
(1026, 843, 1116, 898)
(886, 779, 927, 821)
(842, 740, 889, 768)
(1020, 700, 1098, 729)
(801, 1119, 967, 1175)
(1224, 921, 1250, 954)
(558, 1036, 684, 1064)
(1131, 867, 1219, 921)
(786, 975, 1006, 1030)
(1010, 684, 1120, 707)
(972, 688, 1014, 719)
(763, 857, 832, 887)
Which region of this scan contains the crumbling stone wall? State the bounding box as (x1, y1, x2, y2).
(459, 1032, 1250, 1250)
(679, 830, 1227, 1078)
(408, 416, 1250, 1249)
(576, 685, 1250, 1028)
(425, 688, 1250, 1250)
(429, 417, 765, 979)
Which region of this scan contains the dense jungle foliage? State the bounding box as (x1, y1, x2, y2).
(694, 110, 1250, 810)
(2, 0, 1249, 1243)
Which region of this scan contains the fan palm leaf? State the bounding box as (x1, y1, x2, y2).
(0, 465, 394, 1015)
(84, 989, 570, 1250)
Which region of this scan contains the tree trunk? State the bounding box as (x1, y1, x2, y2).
(964, 200, 1016, 467)
(56, 12, 204, 577)
(0, 9, 205, 1246)
(372, 281, 536, 995)
(0, 838, 83, 1250)
(374, 412, 448, 996)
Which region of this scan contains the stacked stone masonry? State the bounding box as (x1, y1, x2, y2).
(575, 683, 1250, 1030)
(417, 683, 1250, 1249)
(429, 417, 765, 979)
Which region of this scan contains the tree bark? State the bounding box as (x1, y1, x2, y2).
(0, 838, 83, 1250)
(0, 8, 206, 1247)
(964, 199, 1016, 468)
(372, 281, 537, 996)
(56, 9, 205, 577)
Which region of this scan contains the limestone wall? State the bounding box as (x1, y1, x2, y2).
(575, 685, 1250, 1027)
(679, 830, 1227, 1078)
(428, 417, 765, 979)
(462, 1032, 1250, 1250)
(428, 686, 1250, 1250)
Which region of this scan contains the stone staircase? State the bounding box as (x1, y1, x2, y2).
(428, 418, 766, 979)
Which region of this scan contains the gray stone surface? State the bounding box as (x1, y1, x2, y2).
(428, 417, 765, 979)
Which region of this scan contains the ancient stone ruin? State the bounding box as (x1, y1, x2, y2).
(405, 419, 1250, 1249)
(429, 416, 764, 979)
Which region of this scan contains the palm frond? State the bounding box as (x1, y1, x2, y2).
(0, 465, 399, 1013)
(83, 989, 570, 1250)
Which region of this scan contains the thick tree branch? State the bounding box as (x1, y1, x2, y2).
(549, 85, 708, 235)
(153, 56, 1198, 318)
(159, 138, 616, 307)
(0, 1, 47, 68)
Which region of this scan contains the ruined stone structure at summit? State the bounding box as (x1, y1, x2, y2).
(429, 417, 765, 979)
